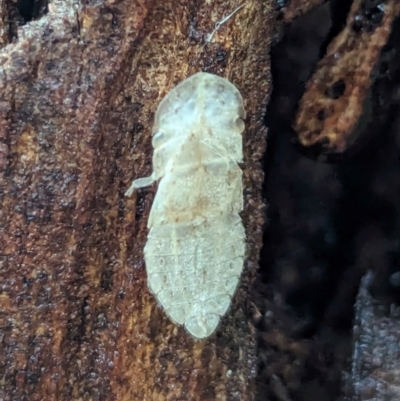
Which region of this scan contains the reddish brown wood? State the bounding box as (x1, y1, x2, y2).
(294, 0, 400, 154)
(0, 0, 273, 400)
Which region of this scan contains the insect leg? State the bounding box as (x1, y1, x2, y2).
(125, 175, 155, 196)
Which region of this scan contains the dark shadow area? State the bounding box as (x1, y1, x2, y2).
(17, 0, 48, 22)
(255, 1, 400, 400)
(7, 0, 49, 41)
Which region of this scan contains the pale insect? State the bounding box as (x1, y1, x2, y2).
(125, 72, 246, 339)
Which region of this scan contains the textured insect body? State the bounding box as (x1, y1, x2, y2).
(126, 72, 246, 339)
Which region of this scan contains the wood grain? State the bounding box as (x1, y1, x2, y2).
(0, 0, 273, 400)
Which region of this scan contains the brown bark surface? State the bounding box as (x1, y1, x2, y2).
(0, 0, 273, 400)
(294, 0, 400, 155)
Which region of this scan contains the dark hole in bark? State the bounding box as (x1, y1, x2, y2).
(325, 79, 346, 99)
(17, 0, 48, 22)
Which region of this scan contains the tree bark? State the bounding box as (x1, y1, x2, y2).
(349, 272, 400, 401)
(0, 0, 274, 400)
(294, 0, 400, 156)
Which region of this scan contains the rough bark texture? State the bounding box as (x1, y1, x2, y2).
(0, 0, 9, 47)
(294, 0, 400, 156)
(348, 273, 400, 400)
(0, 0, 274, 400)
